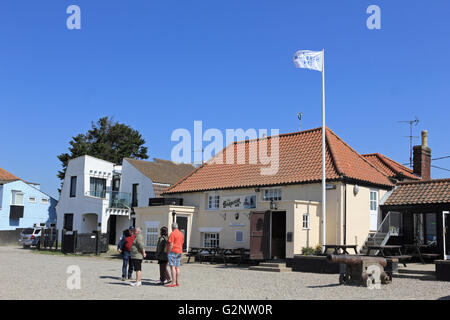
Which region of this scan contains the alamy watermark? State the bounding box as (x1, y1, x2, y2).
(171, 121, 280, 176)
(66, 265, 81, 289)
(367, 5, 381, 30)
(66, 5, 81, 30)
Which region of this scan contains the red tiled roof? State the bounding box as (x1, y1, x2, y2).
(0, 167, 20, 183)
(164, 127, 394, 194)
(382, 179, 450, 206)
(362, 153, 420, 181)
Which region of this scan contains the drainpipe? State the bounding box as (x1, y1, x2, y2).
(343, 183, 347, 245)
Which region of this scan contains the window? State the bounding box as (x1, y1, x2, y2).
(370, 190, 378, 211)
(28, 197, 36, 203)
(203, 232, 220, 248)
(90, 177, 106, 198)
(63, 214, 74, 231)
(132, 184, 139, 207)
(70, 176, 77, 197)
(235, 231, 244, 242)
(41, 198, 49, 204)
(263, 188, 282, 201)
(145, 221, 159, 247)
(11, 191, 24, 206)
(302, 213, 310, 229)
(208, 195, 220, 209)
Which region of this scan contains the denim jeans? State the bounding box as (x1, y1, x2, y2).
(122, 251, 134, 278)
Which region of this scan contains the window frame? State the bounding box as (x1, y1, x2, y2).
(370, 190, 378, 212)
(11, 191, 24, 206)
(207, 194, 220, 210)
(28, 196, 37, 203)
(41, 198, 49, 204)
(202, 232, 220, 248)
(145, 221, 160, 247)
(235, 230, 244, 242)
(69, 176, 77, 198)
(302, 213, 310, 230)
(262, 188, 282, 201)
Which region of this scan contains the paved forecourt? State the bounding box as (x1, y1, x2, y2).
(0, 246, 449, 300)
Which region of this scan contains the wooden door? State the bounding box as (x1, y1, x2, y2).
(177, 216, 188, 252)
(250, 211, 270, 260)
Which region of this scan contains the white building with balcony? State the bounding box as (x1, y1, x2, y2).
(56, 155, 195, 245)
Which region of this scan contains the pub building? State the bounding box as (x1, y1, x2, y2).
(134, 127, 448, 264)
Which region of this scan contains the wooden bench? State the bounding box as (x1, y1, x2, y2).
(186, 247, 201, 263)
(386, 255, 412, 267)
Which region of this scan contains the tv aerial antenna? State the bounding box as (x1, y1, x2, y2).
(297, 112, 303, 131)
(398, 116, 419, 168)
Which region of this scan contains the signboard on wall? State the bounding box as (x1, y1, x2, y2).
(221, 195, 256, 210)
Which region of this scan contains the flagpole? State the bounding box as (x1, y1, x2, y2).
(321, 48, 326, 252)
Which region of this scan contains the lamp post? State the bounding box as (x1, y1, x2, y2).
(172, 210, 176, 224)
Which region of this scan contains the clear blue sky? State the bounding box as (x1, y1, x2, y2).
(1, 1, 449, 198)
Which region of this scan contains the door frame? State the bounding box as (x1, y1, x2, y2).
(443, 211, 450, 260)
(176, 215, 189, 252)
(269, 211, 287, 259)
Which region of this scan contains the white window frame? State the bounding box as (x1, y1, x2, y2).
(262, 188, 282, 201)
(28, 196, 37, 203)
(11, 191, 24, 206)
(145, 221, 160, 247)
(41, 198, 49, 204)
(302, 213, 310, 230)
(235, 230, 244, 242)
(370, 190, 378, 211)
(207, 194, 220, 210)
(202, 232, 220, 248)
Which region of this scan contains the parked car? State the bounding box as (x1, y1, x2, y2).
(19, 228, 41, 248)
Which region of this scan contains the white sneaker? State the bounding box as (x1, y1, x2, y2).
(130, 281, 142, 287)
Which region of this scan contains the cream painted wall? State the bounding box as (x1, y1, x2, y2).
(163, 181, 391, 257)
(343, 184, 388, 248)
(135, 205, 195, 252)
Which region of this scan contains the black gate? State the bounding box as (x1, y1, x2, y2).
(61, 230, 109, 254)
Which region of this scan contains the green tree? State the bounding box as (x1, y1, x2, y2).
(57, 116, 149, 182)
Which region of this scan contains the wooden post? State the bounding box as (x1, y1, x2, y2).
(55, 229, 59, 252)
(73, 230, 78, 254)
(61, 229, 66, 253)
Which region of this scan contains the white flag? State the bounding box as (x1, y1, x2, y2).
(293, 50, 323, 72)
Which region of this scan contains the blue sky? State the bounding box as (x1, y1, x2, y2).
(1, 0, 449, 198)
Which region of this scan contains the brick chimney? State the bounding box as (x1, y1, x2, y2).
(413, 130, 431, 180)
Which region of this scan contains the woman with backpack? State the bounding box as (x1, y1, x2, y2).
(117, 227, 135, 281)
(156, 226, 171, 285)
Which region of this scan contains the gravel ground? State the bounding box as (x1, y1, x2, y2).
(1, 246, 449, 300)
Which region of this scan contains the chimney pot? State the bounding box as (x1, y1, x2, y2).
(422, 130, 428, 148)
(413, 129, 431, 180)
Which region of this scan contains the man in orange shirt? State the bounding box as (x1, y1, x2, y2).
(166, 222, 184, 287)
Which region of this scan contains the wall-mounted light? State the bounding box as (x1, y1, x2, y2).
(270, 199, 278, 210)
(172, 210, 177, 222)
(353, 185, 359, 196)
(235, 213, 239, 220)
(218, 212, 226, 221)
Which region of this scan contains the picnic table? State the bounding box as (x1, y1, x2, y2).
(366, 245, 412, 267)
(403, 244, 440, 264)
(324, 244, 358, 255)
(186, 247, 249, 265)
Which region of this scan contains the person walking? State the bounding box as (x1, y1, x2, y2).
(166, 222, 184, 287)
(117, 227, 135, 281)
(130, 227, 146, 287)
(156, 226, 171, 285)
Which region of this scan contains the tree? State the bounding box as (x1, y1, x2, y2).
(57, 116, 149, 182)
